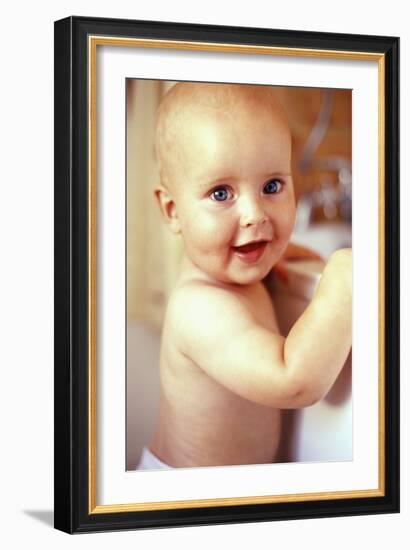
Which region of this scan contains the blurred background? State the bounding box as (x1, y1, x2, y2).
(126, 80, 352, 469)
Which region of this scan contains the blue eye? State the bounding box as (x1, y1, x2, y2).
(211, 186, 231, 202)
(263, 179, 282, 194)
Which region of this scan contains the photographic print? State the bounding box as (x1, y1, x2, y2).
(126, 80, 353, 472)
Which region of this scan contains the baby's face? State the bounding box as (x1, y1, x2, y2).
(164, 100, 295, 285)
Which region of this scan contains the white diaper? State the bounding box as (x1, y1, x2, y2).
(136, 447, 172, 470)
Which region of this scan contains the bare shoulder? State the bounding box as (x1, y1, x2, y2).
(162, 279, 290, 408)
(165, 280, 255, 341)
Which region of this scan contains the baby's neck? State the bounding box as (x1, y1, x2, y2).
(178, 255, 223, 287)
(178, 254, 261, 291)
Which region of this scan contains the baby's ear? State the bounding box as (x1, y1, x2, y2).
(154, 185, 181, 234)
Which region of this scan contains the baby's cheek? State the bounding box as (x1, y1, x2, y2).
(187, 224, 218, 256)
(202, 230, 230, 255)
(200, 214, 234, 249)
(277, 207, 296, 237)
(283, 220, 295, 241)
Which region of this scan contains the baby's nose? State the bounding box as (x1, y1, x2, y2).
(239, 198, 268, 228)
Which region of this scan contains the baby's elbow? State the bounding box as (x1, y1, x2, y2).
(282, 377, 325, 409)
(296, 388, 323, 408)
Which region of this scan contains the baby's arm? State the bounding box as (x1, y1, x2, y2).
(283, 248, 351, 405)
(172, 248, 351, 409)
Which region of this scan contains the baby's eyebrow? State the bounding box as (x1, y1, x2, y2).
(263, 172, 292, 178)
(196, 175, 237, 187)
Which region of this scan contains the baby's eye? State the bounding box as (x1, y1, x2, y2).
(210, 186, 233, 202)
(263, 179, 283, 194)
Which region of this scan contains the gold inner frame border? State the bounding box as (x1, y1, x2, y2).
(87, 35, 386, 514)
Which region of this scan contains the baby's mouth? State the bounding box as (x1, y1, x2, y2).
(232, 240, 269, 263)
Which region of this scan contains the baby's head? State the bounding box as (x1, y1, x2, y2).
(154, 82, 296, 285)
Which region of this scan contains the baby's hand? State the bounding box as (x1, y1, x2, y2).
(323, 248, 352, 294)
(273, 242, 323, 283)
(328, 247, 352, 268)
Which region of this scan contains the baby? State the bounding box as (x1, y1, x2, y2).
(138, 82, 352, 470)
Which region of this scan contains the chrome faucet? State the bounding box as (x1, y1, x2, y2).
(294, 89, 352, 232)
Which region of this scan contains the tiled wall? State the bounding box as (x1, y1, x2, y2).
(274, 87, 352, 221)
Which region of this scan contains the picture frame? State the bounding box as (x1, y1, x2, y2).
(54, 15, 400, 534)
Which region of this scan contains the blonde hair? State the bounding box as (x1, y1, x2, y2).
(155, 82, 290, 189)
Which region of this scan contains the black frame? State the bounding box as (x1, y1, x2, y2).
(54, 15, 400, 534)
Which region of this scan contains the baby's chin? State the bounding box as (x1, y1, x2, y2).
(230, 268, 273, 286)
(187, 252, 277, 287)
(210, 262, 275, 287)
